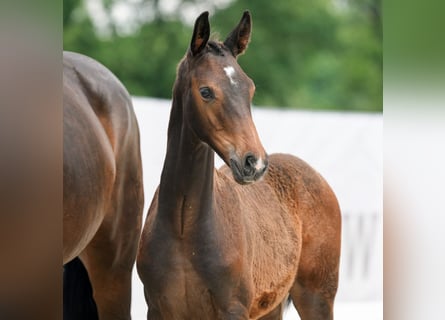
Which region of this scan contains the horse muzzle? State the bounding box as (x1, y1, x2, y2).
(230, 152, 269, 185)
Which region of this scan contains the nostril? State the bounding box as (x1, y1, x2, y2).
(245, 154, 256, 167)
(243, 154, 257, 176)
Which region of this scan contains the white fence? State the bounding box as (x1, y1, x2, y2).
(131, 97, 382, 319)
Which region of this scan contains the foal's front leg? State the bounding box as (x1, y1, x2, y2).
(258, 300, 286, 320)
(218, 309, 250, 320)
(212, 294, 251, 320)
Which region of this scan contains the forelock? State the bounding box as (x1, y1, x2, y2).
(207, 40, 225, 57)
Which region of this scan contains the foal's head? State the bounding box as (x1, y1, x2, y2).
(176, 11, 268, 185)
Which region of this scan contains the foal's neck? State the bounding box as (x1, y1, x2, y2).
(158, 91, 215, 236)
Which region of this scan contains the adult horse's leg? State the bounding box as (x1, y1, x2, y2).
(80, 209, 142, 319)
(81, 153, 143, 320)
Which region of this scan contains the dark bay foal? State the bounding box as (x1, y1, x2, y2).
(137, 11, 341, 320)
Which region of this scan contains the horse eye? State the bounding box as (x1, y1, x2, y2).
(199, 87, 214, 100)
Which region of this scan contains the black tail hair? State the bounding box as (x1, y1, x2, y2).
(63, 257, 98, 320)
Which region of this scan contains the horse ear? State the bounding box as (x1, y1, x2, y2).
(224, 11, 252, 58)
(190, 11, 210, 56)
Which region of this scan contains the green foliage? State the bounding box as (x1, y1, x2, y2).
(64, 1, 191, 97)
(93, 21, 190, 97)
(63, 0, 98, 52)
(63, 0, 381, 111)
(212, 0, 381, 110)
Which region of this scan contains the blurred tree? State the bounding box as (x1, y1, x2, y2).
(63, 0, 99, 55)
(213, 0, 339, 108)
(94, 20, 190, 97)
(212, 0, 382, 110)
(63, 0, 382, 112)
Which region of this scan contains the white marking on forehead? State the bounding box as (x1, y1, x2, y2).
(223, 66, 237, 86)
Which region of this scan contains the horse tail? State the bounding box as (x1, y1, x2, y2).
(63, 257, 98, 320)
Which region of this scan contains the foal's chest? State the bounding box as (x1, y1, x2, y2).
(148, 238, 227, 318)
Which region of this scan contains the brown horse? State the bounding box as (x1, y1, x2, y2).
(63, 51, 144, 320)
(137, 11, 341, 320)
